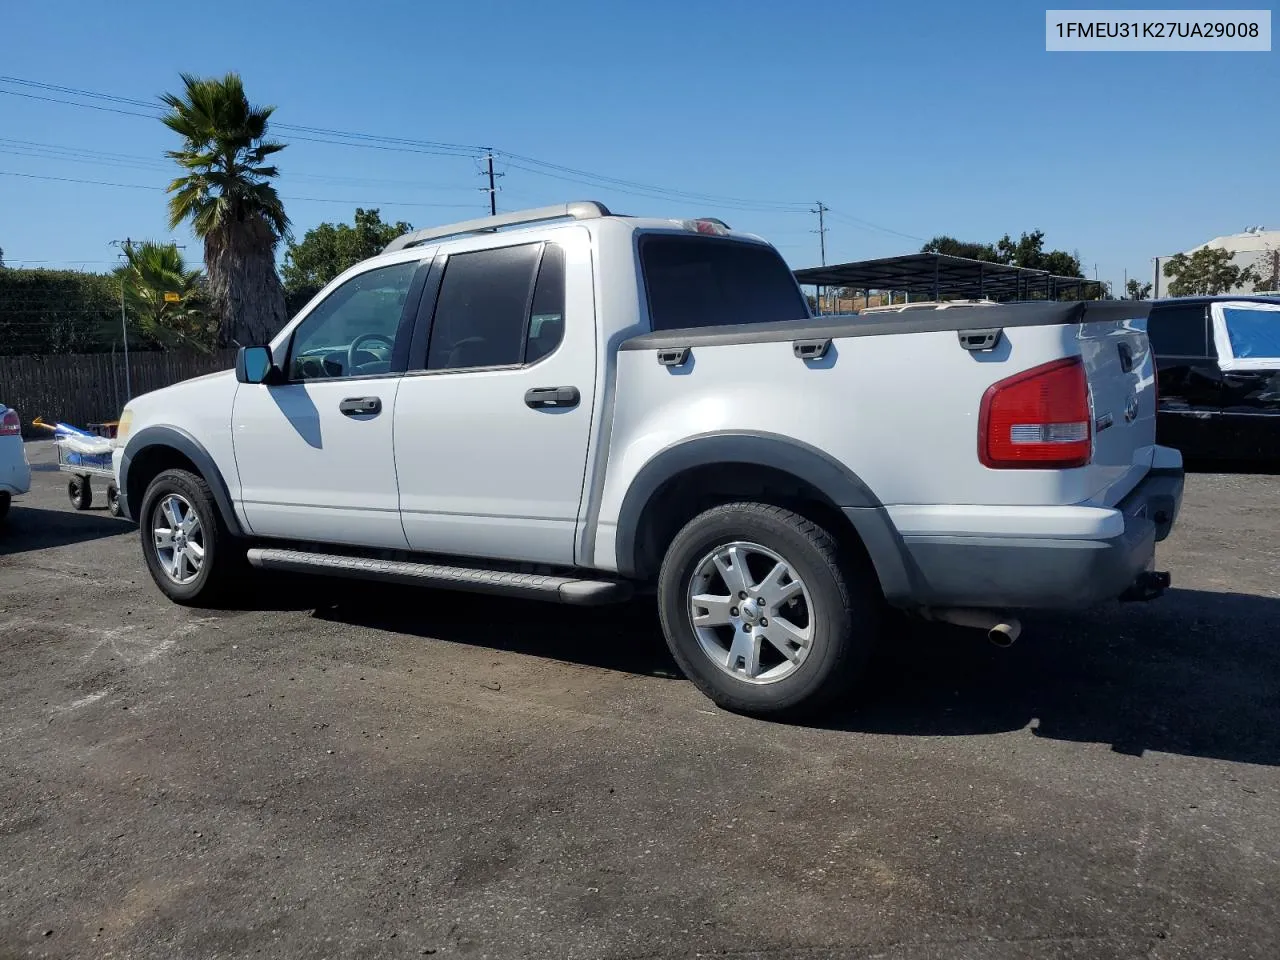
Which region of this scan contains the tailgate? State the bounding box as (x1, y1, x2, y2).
(1077, 316, 1157, 506)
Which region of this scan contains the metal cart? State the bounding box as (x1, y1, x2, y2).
(56, 442, 121, 516)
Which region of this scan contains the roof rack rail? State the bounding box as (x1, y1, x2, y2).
(382, 201, 613, 254)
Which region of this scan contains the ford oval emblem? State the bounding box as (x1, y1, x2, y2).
(1124, 394, 1139, 423)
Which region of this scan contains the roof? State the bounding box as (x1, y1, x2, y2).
(380, 200, 768, 255)
(1188, 229, 1280, 255)
(793, 253, 1104, 302)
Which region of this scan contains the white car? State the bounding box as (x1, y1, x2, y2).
(0, 404, 32, 522)
(113, 201, 1184, 716)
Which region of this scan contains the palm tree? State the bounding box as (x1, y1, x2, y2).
(161, 72, 290, 346)
(115, 241, 214, 352)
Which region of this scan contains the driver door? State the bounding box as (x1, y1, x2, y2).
(231, 258, 428, 548)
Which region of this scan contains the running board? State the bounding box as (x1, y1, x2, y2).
(245, 548, 633, 606)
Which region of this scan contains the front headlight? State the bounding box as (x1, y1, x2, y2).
(115, 408, 134, 443)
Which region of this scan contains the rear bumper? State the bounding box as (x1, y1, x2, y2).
(1, 458, 31, 496)
(863, 458, 1185, 611)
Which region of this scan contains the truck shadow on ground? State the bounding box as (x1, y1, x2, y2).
(306, 582, 686, 680)
(0, 506, 132, 555)
(832, 587, 1280, 767)
(305, 579, 1280, 767)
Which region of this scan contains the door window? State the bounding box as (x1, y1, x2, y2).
(425, 243, 565, 371)
(287, 261, 419, 381)
(1147, 304, 1209, 358)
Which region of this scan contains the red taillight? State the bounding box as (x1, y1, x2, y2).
(0, 409, 19, 437)
(979, 357, 1092, 469)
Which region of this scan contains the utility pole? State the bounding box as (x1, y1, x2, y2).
(810, 202, 829, 314)
(481, 149, 503, 216)
(811, 201, 829, 265)
(109, 238, 134, 401)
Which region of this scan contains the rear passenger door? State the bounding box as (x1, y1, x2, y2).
(1149, 302, 1223, 457)
(392, 229, 597, 565)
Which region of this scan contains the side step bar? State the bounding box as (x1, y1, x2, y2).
(245, 548, 633, 606)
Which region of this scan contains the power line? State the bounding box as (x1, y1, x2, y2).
(0, 170, 483, 209)
(0, 75, 827, 217)
(825, 208, 925, 243)
(0, 137, 483, 192)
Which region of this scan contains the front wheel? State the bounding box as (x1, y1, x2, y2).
(139, 468, 242, 605)
(0, 491, 10, 524)
(657, 502, 880, 717)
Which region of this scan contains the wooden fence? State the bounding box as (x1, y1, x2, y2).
(0, 349, 238, 436)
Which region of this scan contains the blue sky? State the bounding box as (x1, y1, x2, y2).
(1, 0, 1275, 293)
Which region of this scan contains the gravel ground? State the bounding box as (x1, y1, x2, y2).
(2, 440, 1279, 960)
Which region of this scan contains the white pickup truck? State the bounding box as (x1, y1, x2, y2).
(114, 201, 1184, 715)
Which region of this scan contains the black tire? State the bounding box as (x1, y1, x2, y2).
(68, 477, 92, 510)
(139, 468, 243, 606)
(106, 484, 122, 518)
(657, 502, 880, 718)
(0, 491, 10, 523)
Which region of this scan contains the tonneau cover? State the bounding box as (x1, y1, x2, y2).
(621, 300, 1153, 351)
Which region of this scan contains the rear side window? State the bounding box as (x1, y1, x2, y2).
(424, 243, 566, 371)
(526, 244, 565, 363)
(427, 244, 543, 370)
(640, 236, 808, 331)
(1148, 303, 1209, 357)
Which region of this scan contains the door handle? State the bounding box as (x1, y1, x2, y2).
(524, 386, 580, 409)
(339, 396, 381, 416)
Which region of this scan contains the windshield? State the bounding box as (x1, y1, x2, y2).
(640, 235, 809, 331)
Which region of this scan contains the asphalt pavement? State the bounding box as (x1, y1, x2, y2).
(2, 440, 1279, 960)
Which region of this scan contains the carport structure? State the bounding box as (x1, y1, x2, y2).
(794, 252, 1105, 307)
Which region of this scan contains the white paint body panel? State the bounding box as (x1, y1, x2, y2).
(231, 377, 408, 548)
(591, 319, 1159, 569)
(394, 227, 598, 564)
(111, 371, 245, 525)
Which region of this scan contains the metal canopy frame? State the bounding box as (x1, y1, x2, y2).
(793, 253, 1104, 302)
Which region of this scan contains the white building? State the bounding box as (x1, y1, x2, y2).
(1155, 226, 1280, 297)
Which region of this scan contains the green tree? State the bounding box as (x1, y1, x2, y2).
(1163, 247, 1260, 297)
(114, 241, 214, 352)
(161, 72, 290, 347)
(921, 235, 1000, 262)
(1125, 278, 1153, 300)
(922, 232, 1082, 277)
(281, 208, 412, 314)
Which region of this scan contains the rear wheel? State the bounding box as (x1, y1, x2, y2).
(106, 483, 122, 518)
(68, 477, 92, 510)
(139, 468, 242, 605)
(657, 502, 880, 717)
(0, 491, 10, 523)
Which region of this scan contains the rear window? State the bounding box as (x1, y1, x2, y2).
(640, 235, 809, 331)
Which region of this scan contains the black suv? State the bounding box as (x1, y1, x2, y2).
(1148, 295, 1280, 461)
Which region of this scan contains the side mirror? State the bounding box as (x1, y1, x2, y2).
(236, 345, 282, 385)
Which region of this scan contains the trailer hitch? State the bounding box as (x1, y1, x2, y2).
(1119, 570, 1171, 603)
